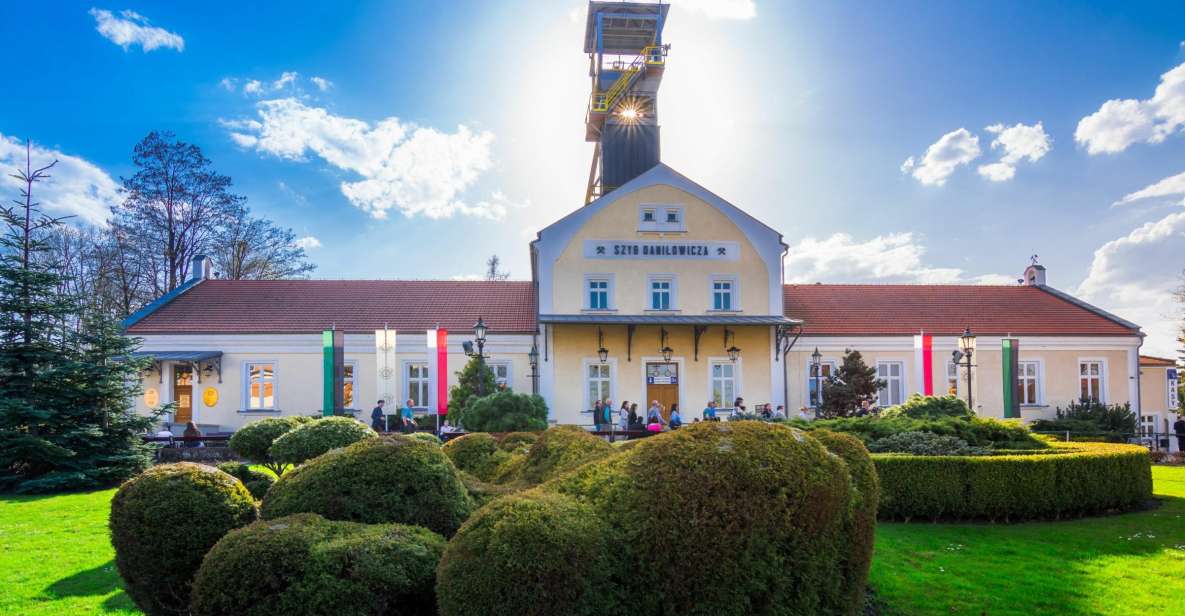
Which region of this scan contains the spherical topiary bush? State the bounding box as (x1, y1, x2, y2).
(269, 416, 377, 466)
(513, 425, 614, 485)
(807, 429, 880, 613)
(548, 421, 863, 615)
(229, 416, 313, 475)
(406, 431, 442, 446)
(191, 513, 444, 616)
(497, 431, 539, 452)
(109, 463, 257, 616)
(262, 437, 472, 536)
(216, 461, 276, 500)
(437, 492, 618, 616)
(441, 433, 508, 481)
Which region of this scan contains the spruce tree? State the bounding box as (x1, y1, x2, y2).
(0, 141, 156, 492)
(446, 356, 498, 423)
(818, 350, 885, 418)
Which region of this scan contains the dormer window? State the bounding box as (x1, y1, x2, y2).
(665, 209, 679, 223)
(642, 209, 656, 222)
(638, 204, 685, 232)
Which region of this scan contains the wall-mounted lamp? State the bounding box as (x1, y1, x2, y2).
(659, 327, 673, 363)
(597, 327, 609, 363)
(724, 328, 741, 362)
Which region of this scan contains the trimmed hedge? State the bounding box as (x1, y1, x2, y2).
(269, 416, 377, 465)
(406, 432, 442, 446)
(497, 431, 539, 452)
(437, 492, 617, 616)
(109, 463, 257, 616)
(191, 513, 444, 616)
(543, 421, 874, 615)
(261, 437, 472, 537)
(511, 425, 615, 485)
(457, 391, 548, 432)
(215, 462, 275, 500)
(789, 414, 1047, 450)
(228, 416, 313, 475)
(874, 441, 1153, 521)
(441, 433, 508, 482)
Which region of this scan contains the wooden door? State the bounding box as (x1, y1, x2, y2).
(174, 365, 193, 424)
(645, 362, 678, 421)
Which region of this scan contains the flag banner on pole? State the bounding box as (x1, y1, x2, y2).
(375, 328, 396, 407)
(1002, 338, 1020, 419)
(332, 330, 345, 414)
(321, 330, 334, 416)
(430, 329, 449, 416)
(913, 333, 933, 396)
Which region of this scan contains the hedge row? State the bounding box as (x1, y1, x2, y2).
(873, 442, 1152, 521)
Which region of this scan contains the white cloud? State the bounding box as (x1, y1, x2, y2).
(1113, 170, 1185, 207)
(310, 77, 332, 91)
(785, 232, 1011, 285)
(272, 71, 298, 90)
(901, 128, 981, 186)
(1075, 61, 1185, 154)
(226, 72, 329, 97)
(674, 0, 757, 20)
(227, 98, 500, 219)
(449, 273, 484, 281)
(293, 235, 321, 249)
(0, 134, 119, 226)
(89, 8, 184, 52)
(218, 77, 237, 92)
(243, 80, 263, 95)
(976, 122, 1051, 182)
(1076, 208, 1185, 357)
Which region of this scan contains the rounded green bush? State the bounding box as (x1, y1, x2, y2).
(215, 462, 276, 500)
(866, 430, 989, 456)
(512, 425, 614, 485)
(261, 437, 472, 536)
(406, 432, 442, 446)
(880, 394, 973, 420)
(497, 431, 539, 452)
(109, 463, 257, 616)
(437, 492, 617, 616)
(547, 421, 868, 615)
(191, 513, 443, 616)
(228, 416, 313, 475)
(441, 433, 508, 481)
(269, 416, 377, 466)
(874, 441, 1152, 521)
(456, 391, 548, 432)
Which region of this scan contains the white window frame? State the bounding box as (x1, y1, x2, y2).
(1168, 369, 1179, 410)
(489, 360, 513, 391)
(708, 359, 741, 409)
(242, 360, 279, 412)
(637, 203, 686, 232)
(342, 360, 358, 409)
(664, 207, 681, 224)
(403, 361, 432, 411)
(805, 360, 838, 408)
(641, 207, 656, 223)
(646, 274, 677, 311)
(877, 361, 906, 407)
(1077, 358, 1107, 403)
(584, 273, 615, 311)
(709, 275, 739, 311)
(583, 358, 617, 412)
(1017, 360, 1043, 406)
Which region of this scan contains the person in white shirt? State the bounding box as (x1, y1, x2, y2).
(154, 423, 173, 438)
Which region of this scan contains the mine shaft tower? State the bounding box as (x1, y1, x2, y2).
(583, 1, 670, 204)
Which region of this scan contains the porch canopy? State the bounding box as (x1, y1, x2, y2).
(539, 314, 802, 362)
(130, 350, 223, 383)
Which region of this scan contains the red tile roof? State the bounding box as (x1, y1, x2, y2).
(126, 280, 537, 334)
(1140, 355, 1178, 367)
(783, 284, 1139, 337)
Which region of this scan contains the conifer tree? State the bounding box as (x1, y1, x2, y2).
(818, 350, 885, 418)
(446, 355, 498, 423)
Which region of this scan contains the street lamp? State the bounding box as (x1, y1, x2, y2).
(660, 327, 673, 363)
(957, 327, 976, 410)
(810, 347, 823, 409)
(473, 317, 488, 396)
(724, 328, 741, 362)
(528, 344, 539, 394)
(596, 327, 609, 363)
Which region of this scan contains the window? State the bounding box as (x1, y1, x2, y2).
(1139, 414, 1157, 437)
(343, 361, 356, 408)
(638, 204, 685, 232)
(665, 208, 680, 223)
(1017, 361, 1040, 406)
(945, 362, 959, 396)
(587, 277, 610, 310)
(807, 361, 837, 408)
(711, 278, 736, 311)
(642, 208, 656, 222)
(711, 361, 737, 408)
(877, 361, 905, 407)
(245, 362, 276, 410)
(649, 277, 673, 310)
(586, 363, 612, 409)
(490, 362, 512, 390)
(1079, 360, 1104, 402)
(1169, 369, 1179, 410)
(406, 363, 430, 409)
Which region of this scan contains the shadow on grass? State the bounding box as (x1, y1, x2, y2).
(44, 560, 121, 598)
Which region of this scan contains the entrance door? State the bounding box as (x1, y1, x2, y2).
(173, 365, 193, 424)
(645, 362, 678, 421)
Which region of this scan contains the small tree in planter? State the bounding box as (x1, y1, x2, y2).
(819, 350, 884, 418)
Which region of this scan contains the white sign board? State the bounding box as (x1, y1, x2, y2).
(583, 240, 740, 261)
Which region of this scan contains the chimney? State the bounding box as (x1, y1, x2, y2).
(1022, 263, 1046, 286)
(191, 255, 213, 282)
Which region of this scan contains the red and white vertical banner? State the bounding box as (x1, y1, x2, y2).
(913, 332, 934, 396)
(430, 328, 449, 415)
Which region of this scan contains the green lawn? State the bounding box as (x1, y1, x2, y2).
(0, 467, 1181, 615)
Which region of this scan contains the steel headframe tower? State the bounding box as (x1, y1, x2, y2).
(583, 1, 670, 204)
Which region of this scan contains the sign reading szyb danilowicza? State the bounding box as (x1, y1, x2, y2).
(584, 240, 740, 261)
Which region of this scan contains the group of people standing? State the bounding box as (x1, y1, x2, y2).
(591, 399, 685, 432)
(370, 399, 418, 433)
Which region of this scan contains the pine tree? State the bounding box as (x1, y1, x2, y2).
(818, 350, 885, 418)
(0, 141, 156, 492)
(446, 356, 497, 423)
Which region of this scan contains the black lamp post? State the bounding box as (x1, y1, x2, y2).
(473, 317, 488, 396)
(955, 327, 976, 411)
(724, 328, 741, 362)
(596, 327, 609, 363)
(810, 347, 823, 409)
(660, 327, 673, 363)
(528, 343, 539, 394)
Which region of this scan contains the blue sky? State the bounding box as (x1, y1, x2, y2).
(2, 1, 1184, 355)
